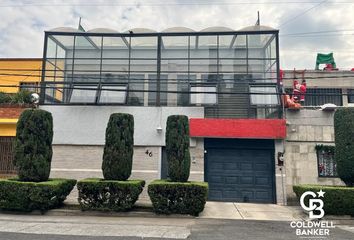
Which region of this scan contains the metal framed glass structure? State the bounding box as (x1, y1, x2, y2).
(40, 26, 281, 119)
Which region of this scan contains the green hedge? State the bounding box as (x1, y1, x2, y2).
(102, 113, 134, 181)
(334, 108, 354, 186)
(14, 109, 53, 182)
(165, 115, 191, 182)
(148, 180, 208, 216)
(293, 185, 354, 216)
(77, 178, 145, 211)
(0, 178, 76, 212)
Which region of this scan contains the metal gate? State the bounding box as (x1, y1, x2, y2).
(0, 137, 17, 177)
(205, 138, 276, 203)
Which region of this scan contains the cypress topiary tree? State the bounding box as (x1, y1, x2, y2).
(102, 113, 134, 181)
(334, 108, 354, 186)
(14, 109, 53, 182)
(166, 115, 190, 182)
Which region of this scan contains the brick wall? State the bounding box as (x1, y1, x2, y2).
(0, 106, 28, 119)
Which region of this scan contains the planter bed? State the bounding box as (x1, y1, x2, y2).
(148, 179, 208, 216)
(77, 178, 145, 211)
(0, 178, 76, 212)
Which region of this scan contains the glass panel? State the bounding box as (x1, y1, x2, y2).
(103, 36, 128, 48)
(189, 59, 217, 75)
(250, 86, 278, 105)
(190, 86, 217, 105)
(348, 89, 354, 103)
(163, 36, 189, 47)
(99, 85, 127, 103)
(177, 75, 196, 106)
(72, 59, 101, 82)
(218, 35, 234, 48)
(130, 59, 156, 73)
(51, 35, 75, 50)
(148, 74, 167, 106)
(102, 59, 129, 75)
(235, 35, 246, 47)
(47, 38, 57, 58)
(130, 36, 157, 59)
(128, 74, 145, 106)
(70, 85, 97, 103)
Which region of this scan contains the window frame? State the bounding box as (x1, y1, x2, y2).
(316, 145, 338, 178)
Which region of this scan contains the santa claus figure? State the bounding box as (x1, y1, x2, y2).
(292, 79, 306, 103)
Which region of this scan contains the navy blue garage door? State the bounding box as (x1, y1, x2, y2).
(205, 139, 275, 203)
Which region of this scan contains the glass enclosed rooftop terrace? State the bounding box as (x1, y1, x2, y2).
(41, 25, 281, 119)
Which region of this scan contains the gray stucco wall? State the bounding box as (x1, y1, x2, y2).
(40, 106, 204, 146)
(285, 109, 344, 204)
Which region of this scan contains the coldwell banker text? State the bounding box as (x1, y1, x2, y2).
(290, 221, 335, 237)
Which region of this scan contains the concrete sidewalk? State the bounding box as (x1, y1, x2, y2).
(199, 202, 304, 221)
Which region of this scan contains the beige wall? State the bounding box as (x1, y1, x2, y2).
(50, 139, 204, 203)
(285, 109, 344, 204)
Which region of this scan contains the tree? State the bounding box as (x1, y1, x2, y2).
(14, 109, 53, 182)
(166, 115, 190, 182)
(102, 113, 134, 180)
(334, 108, 354, 186)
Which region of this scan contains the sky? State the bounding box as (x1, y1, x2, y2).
(0, 0, 354, 70)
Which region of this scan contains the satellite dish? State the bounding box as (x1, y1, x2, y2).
(320, 103, 337, 111)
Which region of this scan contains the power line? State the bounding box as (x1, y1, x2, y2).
(280, 29, 354, 36)
(277, 0, 328, 28)
(0, 1, 345, 8)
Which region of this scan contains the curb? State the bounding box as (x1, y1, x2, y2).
(0, 204, 195, 219)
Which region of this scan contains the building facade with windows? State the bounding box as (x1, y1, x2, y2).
(283, 69, 354, 203)
(39, 25, 287, 204)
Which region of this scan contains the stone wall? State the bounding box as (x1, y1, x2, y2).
(50, 140, 204, 203)
(285, 109, 344, 204)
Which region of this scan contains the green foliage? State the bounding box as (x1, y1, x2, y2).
(10, 90, 32, 104)
(148, 180, 208, 216)
(0, 178, 76, 212)
(14, 109, 53, 182)
(334, 108, 354, 186)
(0, 92, 11, 103)
(293, 185, 354, 216)
(102, 113, 134, 181)
(165, 115, 191, 182)
(77, 178, 145, 211)
(315, 144, 335, 154)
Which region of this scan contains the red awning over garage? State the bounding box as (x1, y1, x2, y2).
(190, 118, 286, 139)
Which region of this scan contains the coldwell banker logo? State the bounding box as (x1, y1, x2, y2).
(290, 190, 335, 238)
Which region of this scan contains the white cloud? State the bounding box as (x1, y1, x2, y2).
(0, 0, 353, 69)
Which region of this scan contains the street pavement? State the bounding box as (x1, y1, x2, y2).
(0, 213, 354, 240)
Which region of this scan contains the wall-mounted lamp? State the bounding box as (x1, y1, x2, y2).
(156, 126, 163, 133)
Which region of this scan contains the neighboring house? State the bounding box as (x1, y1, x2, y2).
(283, 69, 354, 203)
(0, 58, 42, 93)
(39, 25, 286, 203)
(0, 59, 42, 177)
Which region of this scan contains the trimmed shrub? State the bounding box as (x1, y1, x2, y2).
(14, 109, 53, 182)
(77, 178, 145, 211)
(334, 108, 354, 186)
(148, 180, 208, 216)
(293, 185, 354, 216)
(166, 115, 190, 182)
(102, 113, 134, 181)
(0, 178, 76, 212)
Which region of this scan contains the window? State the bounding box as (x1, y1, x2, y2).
(70, 85, 97, 103)
(250, 86, 279, 105)
(99, 85, 127, 104)
(316, 145, 337, 177)
(20, 82, 39, 93)
(348, 89, 354, 104)
(190, 85, 217, 105)
(305, 88, 342, 106)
